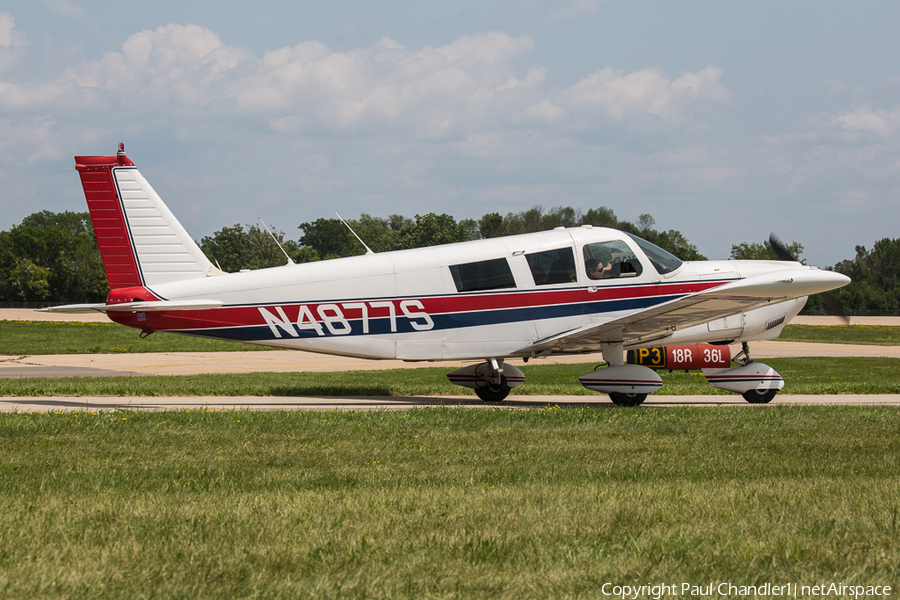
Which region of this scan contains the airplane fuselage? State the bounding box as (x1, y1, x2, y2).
(107, 226, 809, 362)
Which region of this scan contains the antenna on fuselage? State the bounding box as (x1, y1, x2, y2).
(336, 212, 374, 255)
(258, 218, 296, 265)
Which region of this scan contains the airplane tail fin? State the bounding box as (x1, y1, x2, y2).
(75, 143, 219, 290)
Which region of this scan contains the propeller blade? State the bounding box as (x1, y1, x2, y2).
(768, 233, 797, 262)
(820, 292, 851, 325)
(769, 232, 849, 325)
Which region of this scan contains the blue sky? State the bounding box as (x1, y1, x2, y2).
(2, 0, 899, 265)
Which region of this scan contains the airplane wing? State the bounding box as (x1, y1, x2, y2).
(513, 268, 848, 355)
(36, 299, 224, 314)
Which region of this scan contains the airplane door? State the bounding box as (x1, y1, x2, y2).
(391, 249, 444, 360)
(579, 239, 654, 324)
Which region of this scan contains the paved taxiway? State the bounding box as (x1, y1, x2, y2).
(4, 394, 900, 413)
(2, 339, 900, 379)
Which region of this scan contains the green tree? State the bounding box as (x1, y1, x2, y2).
(6, 258, 51, 301)
(349, 213, 412, 253)
(201, 224, 299, 272)
(830, 238, 900, 315)
(636, 213, 656, 236)
(730, 240, 805, 262)
(478, 212, 504, 239)
(610, 212, 706, 261)
(297, 218, 361, 259)
(581, 206, 620, 228)
(0, 211, 107, 303)
(398, 213, 471, 249)
(651, 229, 706, 262)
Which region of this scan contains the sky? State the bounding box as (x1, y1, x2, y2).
(1, 0, 899, 266)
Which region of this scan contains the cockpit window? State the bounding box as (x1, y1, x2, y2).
(449, 258, 516, 292)
(526, 247, 577, 285)
(625, 233, 683, 274)
(583, 241, 644, 280)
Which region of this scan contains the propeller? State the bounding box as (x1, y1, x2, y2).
(768, 233, 850, 325)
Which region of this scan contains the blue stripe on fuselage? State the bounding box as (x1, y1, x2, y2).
(168, 292, 682, 342)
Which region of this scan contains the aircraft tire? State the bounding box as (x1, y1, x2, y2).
(475, 376, 510, 403)
(742, 389, 778, 404)
(608, 392, 647, 407)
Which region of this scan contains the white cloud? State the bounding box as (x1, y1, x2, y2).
(63, 24, 249, 103)
(0, 13, 27, 49)
(0, 12, 28, 71)
(498, 66, 546, 91)
(513, 99, 565, 125)
(0, 116, 62, 165)
(832, 107, 900, 136)
(561, 65, 729, 127)
(0, 80, 83, 110)
(17, 24, 728, 143)
(227, 31, 538, 135)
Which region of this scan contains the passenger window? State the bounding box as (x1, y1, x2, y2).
(583, 241, 644, 280)
(526, 247, 577, 285)
(449, 258, 516, 292)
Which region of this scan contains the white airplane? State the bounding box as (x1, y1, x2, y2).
(43, 144, 851, 405)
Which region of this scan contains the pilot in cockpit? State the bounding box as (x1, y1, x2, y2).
(586, 258, 611, 280)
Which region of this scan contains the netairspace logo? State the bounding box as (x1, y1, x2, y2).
(600, 582, 892, 599)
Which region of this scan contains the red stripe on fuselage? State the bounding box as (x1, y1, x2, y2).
(107, 280, 728, 332)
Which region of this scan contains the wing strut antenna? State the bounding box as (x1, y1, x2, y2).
(336, 212, 374, 255)
(258, 218, 295, 265)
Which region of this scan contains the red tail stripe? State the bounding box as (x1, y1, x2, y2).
(75, 158, 142, 289)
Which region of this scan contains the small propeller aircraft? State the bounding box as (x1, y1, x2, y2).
(42, 144, 851, 405)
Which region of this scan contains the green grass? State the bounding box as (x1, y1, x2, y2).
(0, 407, 897, 598)
(0, 320, 277, 355)
(2, 357, 899, 397)
(3, 320, 899, 356)
(777, 324, 900, 345)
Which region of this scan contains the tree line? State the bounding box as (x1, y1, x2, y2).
(2, 207, 897, 315)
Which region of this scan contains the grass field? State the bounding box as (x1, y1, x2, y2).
(2, 357, 899, 397)
(0, 320, 277, 355)
(0, 407, 897, 598)
(776, 324, 900, 345)
(2, 320, 899, 355)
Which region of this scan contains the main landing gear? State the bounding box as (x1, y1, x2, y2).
(446, 342, 785, 405)
(577, 342, 663, 407)
(607, 392, 648, 407)
(704, 342, 784, 404)
(446, 359, 525, 403)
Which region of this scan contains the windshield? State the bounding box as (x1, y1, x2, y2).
(625, 233, 683, 275)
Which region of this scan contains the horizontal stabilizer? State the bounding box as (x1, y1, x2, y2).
(37, 299, 224, 314)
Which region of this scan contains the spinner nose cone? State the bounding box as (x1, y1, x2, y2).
(819, 269, 851, 291)
(793, 268, 851, 295)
